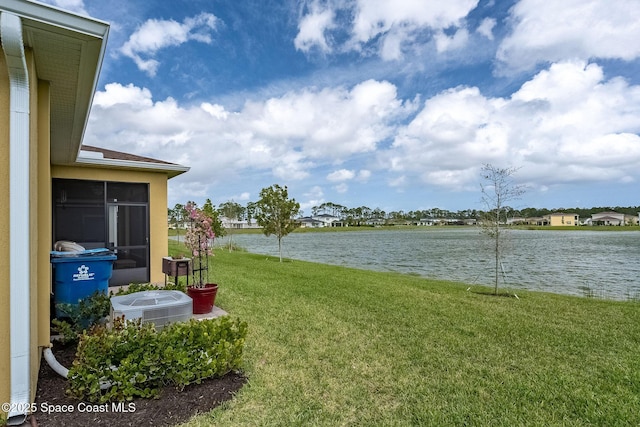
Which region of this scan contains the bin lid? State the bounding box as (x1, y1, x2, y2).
(50, 253, 116, 263)
(50, 247, 111, 258)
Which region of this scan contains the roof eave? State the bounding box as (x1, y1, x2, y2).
(74, 156, 190, 179)
(2, 0, 110, 165)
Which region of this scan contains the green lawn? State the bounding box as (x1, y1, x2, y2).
(170, 242, 640, 426)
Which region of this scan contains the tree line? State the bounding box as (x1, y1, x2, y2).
(169, 199, 640, 228)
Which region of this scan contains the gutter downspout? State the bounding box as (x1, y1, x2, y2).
(1, 11, 31, 426)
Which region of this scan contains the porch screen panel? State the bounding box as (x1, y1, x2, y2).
(53, 179, 106, 248)
(53, 179, 151, 286)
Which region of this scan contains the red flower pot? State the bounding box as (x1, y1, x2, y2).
(187, 283, 218, 314)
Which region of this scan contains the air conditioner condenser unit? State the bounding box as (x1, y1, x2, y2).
(110, 290, 192, 330)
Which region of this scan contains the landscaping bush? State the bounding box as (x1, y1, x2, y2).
(67, 316, 247, 403)
(52, 291, 112, 343)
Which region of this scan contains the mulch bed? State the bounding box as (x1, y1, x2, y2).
(32, 342, 246, 427)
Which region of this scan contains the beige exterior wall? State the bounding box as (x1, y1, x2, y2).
(548, 214, 579, 226)
(37, 81, 52, 349)
(0, 48, 51, 410)
(27, 50, 46, 403)
(51, 165, 169, 285)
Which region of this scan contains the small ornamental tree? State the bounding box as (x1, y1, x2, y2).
(255, 184, 301, 262)
(185, 202, 215, 287)
(480, 164, 526, 295)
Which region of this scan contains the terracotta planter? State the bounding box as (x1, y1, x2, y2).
(187, 283, 218, 314)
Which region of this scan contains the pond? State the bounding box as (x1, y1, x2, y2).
(221, 228, 640, 300)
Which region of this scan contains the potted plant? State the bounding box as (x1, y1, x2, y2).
(184, 202, 218, 314)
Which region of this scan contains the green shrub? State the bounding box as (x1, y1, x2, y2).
(53, 291, 112, 343)
(67, 316, 247, 403)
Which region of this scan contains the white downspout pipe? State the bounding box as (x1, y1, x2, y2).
(43, 347, 69, 378)
(1, 11, 31, 426)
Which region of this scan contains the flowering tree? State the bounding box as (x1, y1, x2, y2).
(184, 202, 215, 287)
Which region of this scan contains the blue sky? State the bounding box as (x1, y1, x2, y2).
(44, 0, 640, 214)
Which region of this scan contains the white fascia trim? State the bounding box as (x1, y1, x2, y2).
(74, 156, 190, 177)
(0, 0, 109, 38)
(1, 11, 31, 424)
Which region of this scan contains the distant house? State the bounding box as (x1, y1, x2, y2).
(220, 216, 261, 229)
(528, 217, 549, 226)
(418, 218, 436, 226)
(507, 216, 549, 226)
(366, 218, 388, 226)
(591, 211, 638, 226)
(544, 213, 579, 226)
(299, 216, 324, 228)
(312, 213, 341, 227)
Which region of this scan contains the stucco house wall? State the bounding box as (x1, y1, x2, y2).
(545, 213, 579, 226)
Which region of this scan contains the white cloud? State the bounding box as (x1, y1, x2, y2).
(86, 62, 640, 206)
(227, 192, 251, 202)
(351, 0, 477, 44)
(201, 103, 229, 120)
(294, 5, 335, 53)
(327, 169, 355, 182)
(40, 0, 88, 15)
(383, 60, 640, 190)
(498, 0, 640, 73)
(247, 79, 410, 160)
(295, 0, 478, 60)
(388, 175, 406, 188)
(434, 28, 469, 53)
(334, 183, 349, 193)
(350, 0, 477, 59)
(85, 79, 411, 201)
(357, 170, 371, 182)
(120, 13, 218, 76)
(476, 17, 496, 40)
(93, 83, 153, 108)
(300, 186, 325, 214)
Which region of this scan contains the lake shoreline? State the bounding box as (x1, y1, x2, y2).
(220, 228, 640, 301)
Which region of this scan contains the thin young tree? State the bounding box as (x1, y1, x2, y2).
(218, 200, 244, 252)
(255, 184, 301, 262)
(480, 164, 526, 295)
(201, 198, 225, 240)
(170, 203, 187, 243)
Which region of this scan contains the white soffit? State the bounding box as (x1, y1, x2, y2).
(1, 0, 109, 165)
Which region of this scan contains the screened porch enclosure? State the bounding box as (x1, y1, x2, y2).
(53, 178, 150, 286)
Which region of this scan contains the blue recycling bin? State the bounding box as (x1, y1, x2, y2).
(50, 248, 116, 317)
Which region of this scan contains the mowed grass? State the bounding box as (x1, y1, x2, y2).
(171, 243, 640, 426)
